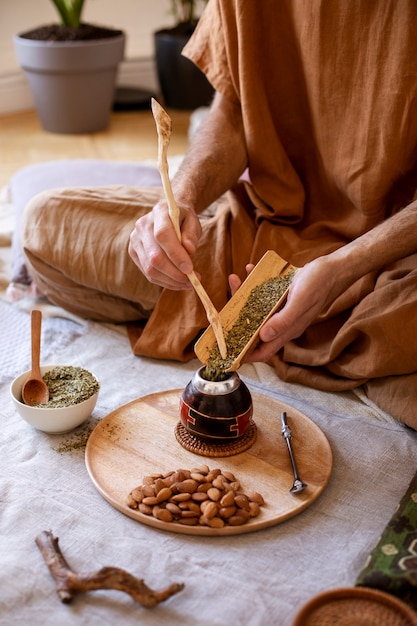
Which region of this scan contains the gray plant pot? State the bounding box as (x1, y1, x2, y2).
(14, 33, 125, 134)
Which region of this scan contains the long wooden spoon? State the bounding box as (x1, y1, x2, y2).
(21, 309, 49, 406)
(151, 98, 227, 359)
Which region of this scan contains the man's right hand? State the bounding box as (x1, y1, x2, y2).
(128, 198, 201, 291)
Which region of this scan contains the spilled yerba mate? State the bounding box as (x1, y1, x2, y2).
(54, 424, 96, 454)
(203, 268, 297, 381)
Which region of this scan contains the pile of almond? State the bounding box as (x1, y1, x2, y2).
(126, 464, 265, 528)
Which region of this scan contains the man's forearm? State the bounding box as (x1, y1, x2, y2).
(171, 93, 248, 214)
(325, 200, 417, 295)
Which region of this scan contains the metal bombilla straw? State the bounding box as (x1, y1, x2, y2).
(281, 411, 308, 494)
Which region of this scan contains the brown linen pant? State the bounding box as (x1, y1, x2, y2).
(22, 186, 164, 323)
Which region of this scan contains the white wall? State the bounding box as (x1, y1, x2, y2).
(0, 0, 178, 114)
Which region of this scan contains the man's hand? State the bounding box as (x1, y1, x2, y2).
(229, 257, 339, 364)
(129, 91, 248, 292)
(128, 199, 202, 291)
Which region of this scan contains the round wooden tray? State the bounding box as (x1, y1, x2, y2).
(85, 389, 333, 536)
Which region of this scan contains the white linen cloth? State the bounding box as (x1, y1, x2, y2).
(1, 299, 416, 626)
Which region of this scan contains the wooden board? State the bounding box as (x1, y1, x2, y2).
(85, 389, 333, 536)
(194, 250, 298, 371)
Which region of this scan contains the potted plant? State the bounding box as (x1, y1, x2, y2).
(13, 0, 125, 134)
(154, 0, 214, 110)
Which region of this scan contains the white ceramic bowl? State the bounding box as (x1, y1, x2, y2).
(10, 365, 99, 434)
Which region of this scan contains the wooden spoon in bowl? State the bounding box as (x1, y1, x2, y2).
(21, 309, 49, 406)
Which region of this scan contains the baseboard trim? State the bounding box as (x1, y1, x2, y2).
(117, 57, 159, 94)
(0, 57, 158, 116)
(0, 72, 34, 114)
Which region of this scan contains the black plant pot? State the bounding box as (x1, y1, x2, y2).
(154, 24, 214, 110)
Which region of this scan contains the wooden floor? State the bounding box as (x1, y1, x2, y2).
(0, 107, 191, 191)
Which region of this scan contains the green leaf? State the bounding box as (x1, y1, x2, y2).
(50, 0, 85, 28)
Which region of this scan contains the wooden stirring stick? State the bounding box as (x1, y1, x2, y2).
(151, 98, 227, 359)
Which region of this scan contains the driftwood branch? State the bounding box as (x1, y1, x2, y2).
(35, 531, 184, 607)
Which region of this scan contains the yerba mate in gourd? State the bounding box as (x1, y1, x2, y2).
(180, 366, 253, 443)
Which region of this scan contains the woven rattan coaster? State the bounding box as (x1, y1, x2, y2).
(292, 587, 417, 626)
(174, 420, 257, 457)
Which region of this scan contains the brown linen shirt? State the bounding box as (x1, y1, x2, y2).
(136, 0, 417, 414)
(183, 0, 417, 266)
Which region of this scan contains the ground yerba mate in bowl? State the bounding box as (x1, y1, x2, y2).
(10, 365, 100, 434)
(39, 366, 99, 408)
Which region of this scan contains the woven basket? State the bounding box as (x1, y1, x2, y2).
(174, 420, 257, 457)
(292, 587, 417, 626)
